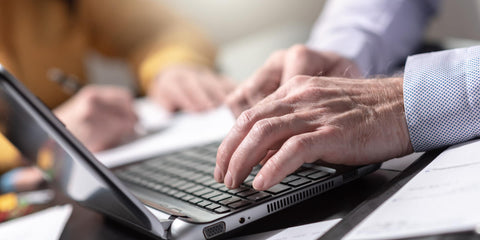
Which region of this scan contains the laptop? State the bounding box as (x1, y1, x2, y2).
(0, 66, 380, 239)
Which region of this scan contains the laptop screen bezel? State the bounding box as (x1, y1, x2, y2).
(0, 66, 170, 237)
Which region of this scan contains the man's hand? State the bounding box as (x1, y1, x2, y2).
(215, 76, 413, 190)
(54, 85, 138, 152)
(148, 65, 235, 112)
(226, 45, 362, 117)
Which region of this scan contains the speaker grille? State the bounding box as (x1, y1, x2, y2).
(267, 180, 335, 213)
(203, 221, 225, 239)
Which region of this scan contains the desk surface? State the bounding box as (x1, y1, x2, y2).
(55, 169, 398, 240)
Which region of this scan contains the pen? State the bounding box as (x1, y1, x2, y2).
(47, 68, 84, 94)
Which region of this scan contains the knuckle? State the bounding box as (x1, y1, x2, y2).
(285, 135, 312, 153)
(268, 50, 286, 62)
(287, 44, 310, 61)
(288, 75, 310, 85)
(236, 109, 256, 131)
(265, 156, 283, 175)
(251, 118, 276, 139)
(302, 86, 322, 98)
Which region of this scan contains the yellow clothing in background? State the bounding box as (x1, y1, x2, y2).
(0, 0, 216, 172)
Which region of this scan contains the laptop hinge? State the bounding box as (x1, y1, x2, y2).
(145, 205, 175, 239)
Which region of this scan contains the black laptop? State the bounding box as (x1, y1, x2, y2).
(0, 66, 380, 239)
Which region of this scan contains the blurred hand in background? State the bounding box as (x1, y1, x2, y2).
(148, 65, 235, 112)
(54, 85, 138, 152)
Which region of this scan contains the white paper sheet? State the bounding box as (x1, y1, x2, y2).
(95, 99, 235, 168)
(344, 139, 480, 240)
(0, 204, 73, 240)
(232, 218, 341, 240)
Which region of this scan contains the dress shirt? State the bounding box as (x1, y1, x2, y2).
(307, 0, 440, 76)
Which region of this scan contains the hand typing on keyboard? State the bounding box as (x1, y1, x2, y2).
(215, 76, 413, 191)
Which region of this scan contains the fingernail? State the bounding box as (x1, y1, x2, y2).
(253, 174, 265, 190)
(214, 166, 223, 182)
(224, 171, 233, 188)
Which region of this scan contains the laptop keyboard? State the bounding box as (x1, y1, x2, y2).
(115, 142, 332, 214)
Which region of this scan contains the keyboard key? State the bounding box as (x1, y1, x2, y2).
(219, 196, 241, 206)
(206, 203, 221, 211)
(166, 189, 179, 196)
(194, 175, 212, 184)
(176, 182, 195, 191)
(288, 178, 311, 187)
(213, 206, 230, 214)
(197, 200, 213, 207)
(181, 194, 195, 201)
(297, 169, 318, 177)
(203, 179, 219, 186)
(243, 180, 253, 187)
(170, 180, 188, 188)
(218, 186, 230, 192)
(193, 188, 213, 197)
(228, 200, 251, 209)
(265, 184, 291, 194)
(188, 197, 203, 204)
(250, 166, 261, 175)
(244, 175, 255, 183)
(281, 175, 300, 184)
(210, 182, 225, 190)
(173, 191, 186, 199)
(203, 191, 223, 199)
(210, 194, 232, 203)
(307, 171, 330, 180)
(185, 185, 204, 193)
(247, 192, 271, 201)
(236, 189, 258, 197)
(227, 186, 250, 194)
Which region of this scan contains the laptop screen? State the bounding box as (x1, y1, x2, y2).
(0, 70, 161, 232)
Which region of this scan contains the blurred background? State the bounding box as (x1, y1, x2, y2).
(89, 0, 480, 88)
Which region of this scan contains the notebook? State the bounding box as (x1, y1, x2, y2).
(0, 66, 380, 239)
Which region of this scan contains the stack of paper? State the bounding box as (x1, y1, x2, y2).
(344, 139, 480, 240)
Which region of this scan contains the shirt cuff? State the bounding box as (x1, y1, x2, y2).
(404, 46, 480, 151)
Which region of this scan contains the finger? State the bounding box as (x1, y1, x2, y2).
(253, 131, 326, 191)
(226, 50, 285, 116)
(148, 81, 178, 111)
(225, 113, 316, 188)
(197, 73, 230, 107)
(225, 87, 250, 117)
(149, 87, 177, 112)
(282, 45, 327, 82)
(186, 75, 218, 111)
(165, 77, 199, 111)
(244, 51, 285, 106)
(92, 87, 138, 122)
(220, 76, 237, 94)
(215, 101, 293, 184)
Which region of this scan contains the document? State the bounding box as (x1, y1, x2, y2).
(232, 218, 341, 240)
(95, 99, 235, 168)
(344, 139, 480, 240)
(0, 204, 73, 240)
